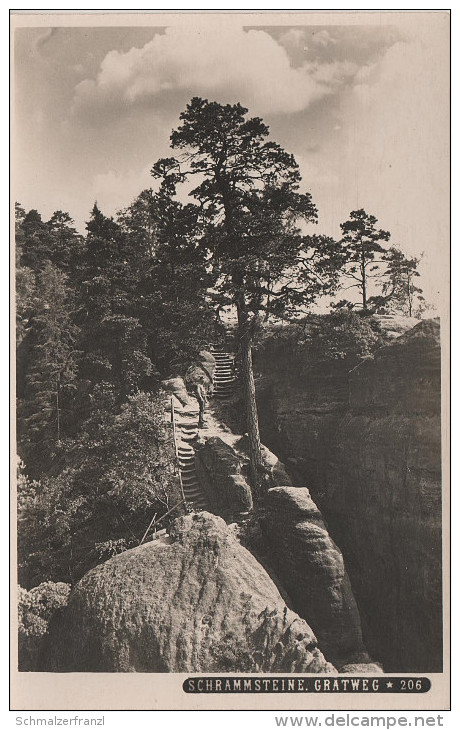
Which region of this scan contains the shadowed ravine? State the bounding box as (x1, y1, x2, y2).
(254, 319, 442, 672)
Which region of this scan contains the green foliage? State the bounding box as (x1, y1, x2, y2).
(17, 391, 180, 587)
(15, 100, 428, 593)
(17, 460, 90, 586)
(381, 247, 426, 318)
(76, 204, 157, 403)
(17, 207, 84, 276)
(17, 263, 80, 475)
(152, 97, 344, 327)
(47, 211, 85, 275)
(298, 311, 383, 361)
(15, 203, 26, 260)
(336, 227, 427, 317)
(117, 188, 158, 258)
(15, 195, 216, 486)
(94, 539, 129, 560)
(18, 581, 71, 671)
(152, 97, 346, 488)
(258, 311, 384, 365)
(19, 209, 55, 271)
(118, 188, 216, 374)
(16, 265, 35, 346)
(94, 390, 177, 513)
(339, 209, 391, 311)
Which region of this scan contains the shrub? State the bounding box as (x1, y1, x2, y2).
(18, 581, 71, 671)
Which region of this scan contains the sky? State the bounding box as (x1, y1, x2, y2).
(13, 13, 449, 309)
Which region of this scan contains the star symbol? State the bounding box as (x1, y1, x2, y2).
(386, 681, 393, 688)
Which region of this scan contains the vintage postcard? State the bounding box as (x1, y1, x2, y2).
(10, 10, 450, 712)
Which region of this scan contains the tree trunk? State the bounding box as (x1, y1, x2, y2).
(240, 329, 263, 493)
(237, 298, 263, 495)
(407, 274, 413, 317)
(361, 250, 367, 310)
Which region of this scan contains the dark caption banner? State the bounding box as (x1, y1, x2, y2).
(183, 677, 431, 694)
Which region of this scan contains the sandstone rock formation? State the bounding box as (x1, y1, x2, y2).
(197, 350, 217, 384)
(41, 513, 334, 673)
(262, 486, 379, 672)
(235, 436, 293, 491)
(255, 319, 442, 672)
(162, 377, 194, 407)
(349, 319, 440, 413)
(185, 350, 216, 394)
(373, 314, 420, 339)
(195, 437, 253, 516)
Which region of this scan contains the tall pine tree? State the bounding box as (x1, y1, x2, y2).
(339, 209, 391, 311)
(152, 98, 345, 491)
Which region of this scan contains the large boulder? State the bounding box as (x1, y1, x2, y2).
(262, 487, 378, 673)
(185, 350, 216, 395)
(41, 513, 334, 674)
(161, 377, 194, 407)
(197, 350, 217, 383)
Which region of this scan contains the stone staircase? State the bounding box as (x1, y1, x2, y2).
(173, 406, 208, 510)
(166, 344, 237, 513)
(177, 442, 207, 510)
(210, 347, 236, 400)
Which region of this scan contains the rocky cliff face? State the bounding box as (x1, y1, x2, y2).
(262, 486, 380, 673)
(41, 512, 334, 673)
(255, 319, 442, 673)
(194, 430, 374, 672)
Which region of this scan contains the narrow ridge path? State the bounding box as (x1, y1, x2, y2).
(210, 346, 236, 401)
(168, 346, 238, 513)
(172, 404, 208, 511)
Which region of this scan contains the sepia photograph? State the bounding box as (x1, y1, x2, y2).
(10, 10, 450, 712)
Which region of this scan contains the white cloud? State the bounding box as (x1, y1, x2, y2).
(73, 24, 356, 118)
(305, 31, 449, 309)
(278, 28, 307, 48)
(306, 60, 356, 87)
(310, 29, 337, 48)
(342, 37, 449, 233)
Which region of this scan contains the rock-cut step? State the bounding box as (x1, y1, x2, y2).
(210, 347, 236, 400)
(177, 418, 199, 442)
(177, 442, 208, 510)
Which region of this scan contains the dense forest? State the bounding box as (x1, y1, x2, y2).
(16, 98, 428, 669)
